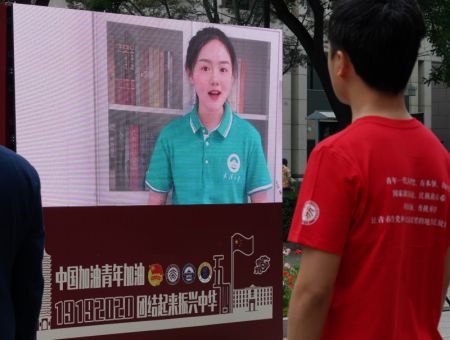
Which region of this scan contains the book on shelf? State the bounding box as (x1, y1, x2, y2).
(140, 47, 157, 107)
(115, 118, 127, 190)
(114, 31, 136, 105)
(123, 123, 130, 190)
(109, 118, 160, 191)
(129, 124, 140, 191)
(164, 50, 173, 108)
(158, 50, 165, 109)
(150, 47, 164, 108)
(109, 121, 117, 191)
(150, 47, 161, 108)
(228, 58, 247, 113)
(107, 37, 115, 103)
(139, 47, 150, 107)
(138, 46, 174, 109)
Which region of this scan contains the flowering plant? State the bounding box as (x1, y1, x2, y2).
(282, 246, 302, 317)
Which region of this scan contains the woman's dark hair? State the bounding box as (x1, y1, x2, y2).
(328, 0, 425, 94)
(185, 27, 238, 77)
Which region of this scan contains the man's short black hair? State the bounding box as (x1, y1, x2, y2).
(328, 0, 426, 94)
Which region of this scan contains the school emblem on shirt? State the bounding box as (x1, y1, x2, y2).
(227, 153, 241, 173)
(301, 200, 320, 225)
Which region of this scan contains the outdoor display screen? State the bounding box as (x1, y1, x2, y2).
(9, 5, 283, 339)
(13, 4, 283, 206)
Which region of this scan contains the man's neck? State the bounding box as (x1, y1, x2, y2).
(349, 85, 411, 122)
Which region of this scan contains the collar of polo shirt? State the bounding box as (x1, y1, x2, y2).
(189, 101, 234, 138)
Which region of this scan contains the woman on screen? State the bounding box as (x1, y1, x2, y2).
(145, 27, 272, 205)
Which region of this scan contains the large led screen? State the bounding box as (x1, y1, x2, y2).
(13, 4, 283, 206)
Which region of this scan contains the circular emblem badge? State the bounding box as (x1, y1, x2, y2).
(182, 263, 196, 284)
(148, 264, 164, 287)
(165, 264, 180, 285)
(227, 153, 240, 173)
(301, 200, 320, 225)
(197, 262, 213, 284)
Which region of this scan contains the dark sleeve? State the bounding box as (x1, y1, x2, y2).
(12, 160, 45, 339)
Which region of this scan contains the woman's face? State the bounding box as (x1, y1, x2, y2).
(189, 39, 234, 116)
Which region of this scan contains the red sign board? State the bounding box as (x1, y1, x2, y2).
(38, 204, 282, 339)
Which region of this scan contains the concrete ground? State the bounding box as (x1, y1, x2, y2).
(439, 287, 450, 339)
(440, 309, 450, 339)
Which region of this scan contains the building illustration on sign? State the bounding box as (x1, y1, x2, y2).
(233, 285, 273, 312)
(37, 233, 273, 339)
(39, 250, 52, 331)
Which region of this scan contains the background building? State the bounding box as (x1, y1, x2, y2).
(283, 38, 450, 177)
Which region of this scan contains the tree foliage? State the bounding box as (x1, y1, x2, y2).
(271, 0, 351, 127)
(66, 0, 204, 19)
(0, 0, 50, 5)
(420, 0, 450, 86)
(270, 0, 450, 124)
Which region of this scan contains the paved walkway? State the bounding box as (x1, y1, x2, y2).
(440, 309, 450, 339)
(439, 288, 450, 339)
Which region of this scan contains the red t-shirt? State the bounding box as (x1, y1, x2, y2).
(289, 116, 450, 340)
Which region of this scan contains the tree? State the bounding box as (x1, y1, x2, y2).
(66, 0, 208, 19)
(0, 0, 50, 5)
(270, 0, 351, 128)
(270, 0, 450, 126)
(420, 0, 450, 86)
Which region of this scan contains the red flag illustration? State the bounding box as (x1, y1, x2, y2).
(231, 233, 254, 256)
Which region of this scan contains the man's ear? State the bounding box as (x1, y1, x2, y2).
(335, 50, 351, 78)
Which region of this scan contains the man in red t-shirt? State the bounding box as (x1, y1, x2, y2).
(287, 1, 450, 339)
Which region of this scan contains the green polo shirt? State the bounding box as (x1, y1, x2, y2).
(145, 102, 272, 204)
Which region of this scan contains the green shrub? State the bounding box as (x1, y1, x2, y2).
(282, 246, 302, 317)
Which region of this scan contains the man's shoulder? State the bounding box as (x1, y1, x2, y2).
(312, 127, 353, 154)
(313, 116, 421, 152)
(0, 146, 40, 190)
(0, 145, 20, 161)
(415, 122, 449, 155)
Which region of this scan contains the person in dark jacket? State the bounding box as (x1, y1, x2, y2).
(0, 146, 44, 339)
